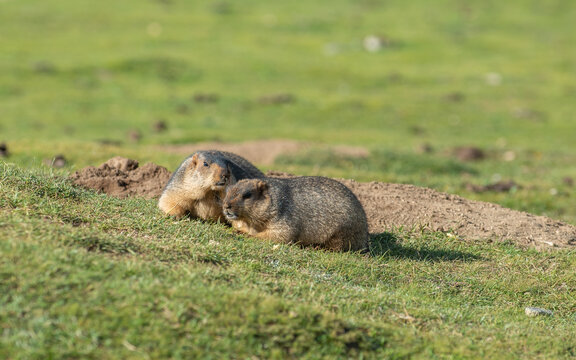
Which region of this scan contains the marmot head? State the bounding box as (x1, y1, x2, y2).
(222, 179, 270, 222)
(178, 151, 233, 192)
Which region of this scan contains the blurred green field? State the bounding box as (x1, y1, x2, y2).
(1, 0, 574, 223)
(1, 0, 576, 358)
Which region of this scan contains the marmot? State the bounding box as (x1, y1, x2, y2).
(158, 150, 264, 221)
(222, 176, 370, 252)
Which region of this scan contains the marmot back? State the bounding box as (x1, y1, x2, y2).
(222, 176, 369, 252)
(158, 150, 264, 221)
(201, 150, 264, 180)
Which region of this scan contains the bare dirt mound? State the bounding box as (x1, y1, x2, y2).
(339, 179, 576, 250)
(160, 139, 369, 166)
(71, 158, 576, 250)
(70, 157, 171, 199)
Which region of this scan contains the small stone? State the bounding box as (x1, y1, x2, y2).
(363, 35, 382, 52)
(363, 35, 392, 53)
(525, 307, 553, 317)
(485, 72, 502, 86)
(503, 150, 516, 162)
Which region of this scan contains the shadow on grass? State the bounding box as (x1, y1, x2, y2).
(369, 232, 482, 262)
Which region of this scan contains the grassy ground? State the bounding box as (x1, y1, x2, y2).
(3, 164, 576, 359)
(1, 0, 576, 358)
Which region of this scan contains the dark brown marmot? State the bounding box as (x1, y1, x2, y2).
(158, 150, 264, 221)
(222, 176, 369, 251)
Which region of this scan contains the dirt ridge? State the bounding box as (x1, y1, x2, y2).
(340, 179, 576, 250)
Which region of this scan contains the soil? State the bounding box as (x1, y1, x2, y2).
(451, 146, 486, 162)
(71, 154, 576, 250)
(0, 142, 9, 157)
(338, 179, 576, 250)
(465, 180, 520, 193)
(70, 156, 171, 199)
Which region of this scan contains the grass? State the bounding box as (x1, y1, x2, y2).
(2, 1, 576, 149)
(1, 0, 576, 357)
(2, 162, 576, 359)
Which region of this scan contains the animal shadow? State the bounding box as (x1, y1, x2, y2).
(368, 231, 482, 262)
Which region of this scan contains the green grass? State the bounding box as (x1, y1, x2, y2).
(2, 0, 576, 149)
(2, 0, 576, 357)
(3, 161, 576, 359)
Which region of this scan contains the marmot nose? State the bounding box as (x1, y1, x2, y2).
(223, 203, 231, 209)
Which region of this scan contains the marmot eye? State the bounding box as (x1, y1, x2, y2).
(242, 192, 252, 199)
(203, 161, 209, 167)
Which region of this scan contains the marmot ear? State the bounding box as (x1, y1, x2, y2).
(256, 180, 268, 194)
(189, 153, 199, 168)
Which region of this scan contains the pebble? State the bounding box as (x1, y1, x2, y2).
(525, 307, 553, 317)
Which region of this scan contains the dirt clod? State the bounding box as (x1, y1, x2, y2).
(128, 129, 142, 143)
(103, 156, 139, 172)
(193, 93, 219, 103)
(153, 119, 168, 133)
(0, 142, 8, 157)
(415, 143, 434, 154)
(452, 146, 486, 162)
(258, 93, 295, 105)
(33, 61, 57, 74)
(445, 92, 466, 103)
(465, 180, 520, 193)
